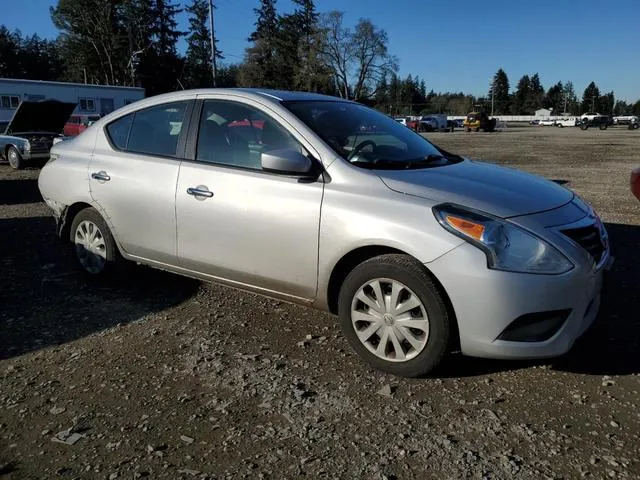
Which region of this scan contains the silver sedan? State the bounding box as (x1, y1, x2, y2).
(38, 89, 612, 376)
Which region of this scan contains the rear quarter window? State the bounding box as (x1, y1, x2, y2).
(106, 114, 134, 150)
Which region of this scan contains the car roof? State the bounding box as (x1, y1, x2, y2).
(145, 88, 349, 105)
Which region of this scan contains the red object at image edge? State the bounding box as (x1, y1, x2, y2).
(632, 167, 640, 201)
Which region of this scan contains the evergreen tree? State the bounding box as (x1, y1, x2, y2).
(562, 81, 579, 114)
(489, 68, 510, 114)
(597, 91, 614, 114)
(0, 27, 23, 78)
(543, 81, 564, 114)
(512, 75, 531, 114)
(183, 0, 222, 88)
(143, 0, 184, 94)
(374, 76, 390, 113)
(525, 73, 544, 112)
(614, 100, 630, 115)
(240, 0, 280, 87)
(581, 81, 601, 112)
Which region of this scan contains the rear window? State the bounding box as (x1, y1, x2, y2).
(105, 101, 188, 156)
(127, 102, 188, 157)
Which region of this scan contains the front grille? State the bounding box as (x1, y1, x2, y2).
(561, 224, 605, 264)
(27, 136, 53, 153)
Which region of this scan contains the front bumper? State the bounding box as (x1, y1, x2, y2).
(23, 152, 50, 160)
(427, 241, 612, 360)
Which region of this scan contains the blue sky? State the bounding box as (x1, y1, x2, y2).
(4, 0, 640, 101)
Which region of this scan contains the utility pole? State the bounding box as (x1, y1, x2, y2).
(208, 0, 217, 87)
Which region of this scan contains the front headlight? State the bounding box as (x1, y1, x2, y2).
(23, 141, 31, 152)
(433, 204, 574, 275)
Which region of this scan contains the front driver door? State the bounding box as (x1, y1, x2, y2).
(175, 98, 323, 299)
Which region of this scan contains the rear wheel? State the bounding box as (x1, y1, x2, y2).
(338, 254, 451, 377)
(580, 121, 589, 130)
(7, 146, 23, 170)
(70, 207, 122, 277)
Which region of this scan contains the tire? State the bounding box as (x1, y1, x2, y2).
(557, 124, 564, 128)
(465, 127, 471, 132)
(338, 254, 451, 377)
(599, 122, 607, 130)
(474, 127, 480, 132)
(70, 207, 122, 277)
(7, 146, 23, 170)
(580, 122, 589, 130)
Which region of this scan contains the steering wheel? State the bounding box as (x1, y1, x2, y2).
(348, 140, 377, 160)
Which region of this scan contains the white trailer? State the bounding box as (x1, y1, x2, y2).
(0, 78, 145, 123)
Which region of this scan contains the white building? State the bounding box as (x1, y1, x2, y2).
(0, 78, 145, 122)
(534, 108, 552, 117)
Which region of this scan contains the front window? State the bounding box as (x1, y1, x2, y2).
(196, 100, 302, 170)
(283, 101, 456, 169)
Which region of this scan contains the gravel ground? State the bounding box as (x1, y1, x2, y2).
(1, 126, 639, 479)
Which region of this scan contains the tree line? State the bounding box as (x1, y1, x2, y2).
(488, 68, 639, 116)
(1, 0, 638, 116)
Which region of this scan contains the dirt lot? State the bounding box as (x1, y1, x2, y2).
(1, 126, 639, 479)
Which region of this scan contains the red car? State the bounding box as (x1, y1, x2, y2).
(632, 167, 640, 201)
(63, 114, 101, 136)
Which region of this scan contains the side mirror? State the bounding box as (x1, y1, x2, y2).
(261, 148, 313, 175)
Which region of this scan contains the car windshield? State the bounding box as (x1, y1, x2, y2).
(283, 100, 457, 169)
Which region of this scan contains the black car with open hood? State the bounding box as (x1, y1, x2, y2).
(0, 99, 77, 169)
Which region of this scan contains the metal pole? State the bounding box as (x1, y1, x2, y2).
(208, 0, 217, 87)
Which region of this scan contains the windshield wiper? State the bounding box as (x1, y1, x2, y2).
(350, 153, 457, 170)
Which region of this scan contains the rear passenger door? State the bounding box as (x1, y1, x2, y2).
(89, 99, 193, 264)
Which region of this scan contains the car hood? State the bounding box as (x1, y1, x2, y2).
(4, 100, 77, 135)
(378, 159, 574, 218)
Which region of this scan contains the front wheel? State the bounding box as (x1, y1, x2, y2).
(70, 207, 122, 277)
(557, 124, 564, 128)
(338, 254, 451, 377)
(7, 146, 23, 170)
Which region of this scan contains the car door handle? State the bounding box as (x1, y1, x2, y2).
(186, 186, 214, 198)
(91, 171, 111, 182)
